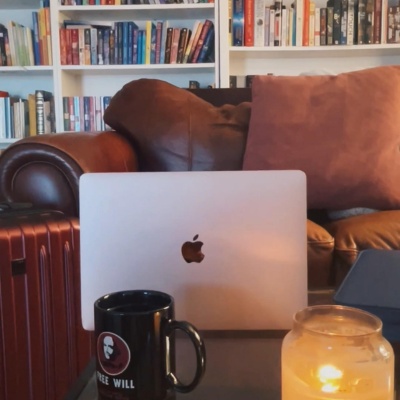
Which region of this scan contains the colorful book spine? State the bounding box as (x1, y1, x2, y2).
(196, 25, 214, 62)
(244, 0, 255, 46)
(232, 0, 245, 46)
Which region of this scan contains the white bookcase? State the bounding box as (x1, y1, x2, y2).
(1, 0, 400, 148)
(218, 1, 400, 87)
(0, 0, 219, 145)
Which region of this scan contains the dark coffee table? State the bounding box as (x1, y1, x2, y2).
(66, 289, 400, 399)
(65, 331, 284, 400)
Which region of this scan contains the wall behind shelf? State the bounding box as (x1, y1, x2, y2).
(228, 50, 400, 78)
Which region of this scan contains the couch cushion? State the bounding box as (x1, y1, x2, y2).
(307, 220, 335, 288)
(104, 79, 251, 172)
(324, 210, 400, 285)
(243, 66, 400, 210)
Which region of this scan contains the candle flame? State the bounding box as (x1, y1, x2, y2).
(318, 365, 343, 393)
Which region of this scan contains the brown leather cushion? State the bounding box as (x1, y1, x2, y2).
(104, 79, 251, 172)
(243, 66, 400, 210)
(324, 210, 400, 284)
(307, 220, 335, 289)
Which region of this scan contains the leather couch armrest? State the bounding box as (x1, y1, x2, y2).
(0, 131, 138, 217)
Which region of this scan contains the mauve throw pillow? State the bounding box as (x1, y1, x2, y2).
(243, 66, 400, 210)
(104, 79, 251, 171)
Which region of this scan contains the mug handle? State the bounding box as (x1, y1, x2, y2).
(165, 320, 206, 393)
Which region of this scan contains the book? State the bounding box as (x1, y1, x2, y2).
(90, 28, 98, 65)
(78, 28, 85, 65)
(164, 27, 174, 64)
(232, 0, 245, 45)
(31, 12, 40, 65)
(186, 21, 203, 62)
(309, 1, 315, 46)
(365, 0, 374, 43)
(74, 96, 80, 132)
(196, 25, 214, 62)
(264, 7, 271, 46)
(281, 7, 288, 46)
(381, 0, 388, 43)
(244, 0, 255, 46)
(159, 20, 170, 64)
(83, 96, 90, 131)
(176, 27, 188, 63)
(150, 22, 157, 64)
(374, 0, 382, 42)
(59, 28, 67, 65)
(269, 8, 275, 46)
(70, 28, 79, 65)
(109, 28, 115, 64)
(155, 21, 163, 64)
(320, 7, 328, 45)
(62, 96, 70, 131)
(28, 93, 37, 136)
(0, 97, 6, 139)
(35, 90, 53, 134)
(347, 0, 355, 44)
(332, 0, 342, 45)
(254, 0, 265, 46)
(295, 0, 304, 46)
(170, 27, 181, 63)
(327, 3, 334, 45)
(132, 27, 139, 64)
(228, 0, 233, 45)
(274, 0, 283, 46)
(190, 19, 213, 63)
(68, 96, 75, 131)
(357, 0, 367, 43)
(340, 0, 348, 44)
(145, 21, 155, 64)
(315, 7, 321, 45)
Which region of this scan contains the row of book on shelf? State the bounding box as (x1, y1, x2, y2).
(60, 18, 214, 65)
(230, 0, 400, 47)
(0, 7, 52, 67)
(61, 0, 213, 4)
(0, 90, 55, 140)
(0, 91, 113, 139)
(63, 96, 112, 132)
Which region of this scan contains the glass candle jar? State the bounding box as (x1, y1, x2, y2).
(281, 305, 394, 400)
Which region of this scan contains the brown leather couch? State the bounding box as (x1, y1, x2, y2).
(1, 85, 399, 290)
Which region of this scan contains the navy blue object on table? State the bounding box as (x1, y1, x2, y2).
(334, 249, 400, 343)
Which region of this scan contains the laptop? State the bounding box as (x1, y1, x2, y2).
(80, 170, 308, 331)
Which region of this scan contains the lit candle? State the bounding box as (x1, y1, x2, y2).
(281, 305, 394, 400)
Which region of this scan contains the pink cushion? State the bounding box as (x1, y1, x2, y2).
(243, 66, 400, 210)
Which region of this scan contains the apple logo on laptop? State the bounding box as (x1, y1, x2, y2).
(181, 234, 204, 263)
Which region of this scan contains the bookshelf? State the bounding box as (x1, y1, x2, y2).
(0, 0, 218, 144)
(2, 0, 400, 147)
(219, 1, 400, 87)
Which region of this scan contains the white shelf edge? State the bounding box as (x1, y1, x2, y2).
(229, 44, 400, 52)
(0, 66, 53, 72)
(58, 4, 214, 11)
(60, 63, 215, 70)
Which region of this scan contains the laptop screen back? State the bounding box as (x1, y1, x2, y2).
(80, 170, 308, 331)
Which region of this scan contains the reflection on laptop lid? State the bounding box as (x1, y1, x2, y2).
(80, 170, 307, 331)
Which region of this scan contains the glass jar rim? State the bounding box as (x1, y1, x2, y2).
(293, 305, 383, 337)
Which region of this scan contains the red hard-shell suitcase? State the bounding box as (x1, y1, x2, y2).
(0, 208, 93, 400)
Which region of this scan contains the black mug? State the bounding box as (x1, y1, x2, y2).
(94, 290, 206, 400)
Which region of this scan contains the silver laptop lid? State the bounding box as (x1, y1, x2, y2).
(80, 170, 307, 331)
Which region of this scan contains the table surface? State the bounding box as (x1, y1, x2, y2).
(65, 290, 400, 400)
(65, 332, 400, 400)
(65, 331, 285, 400)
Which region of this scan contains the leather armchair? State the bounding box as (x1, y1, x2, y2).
(2, 86, 397, 291)
(0, 131, 138, 217)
